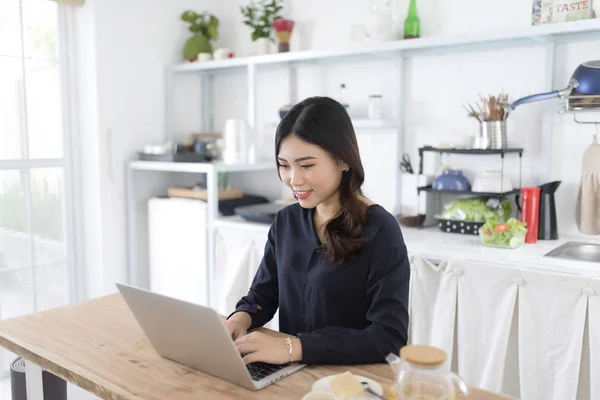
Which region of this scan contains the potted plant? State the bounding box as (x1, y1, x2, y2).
(240, 0, 284, 54)
(181, 10, 219, 62)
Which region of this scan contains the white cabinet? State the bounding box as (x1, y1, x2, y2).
(214, 223, 279, 331)
(147, 197, 208, 306)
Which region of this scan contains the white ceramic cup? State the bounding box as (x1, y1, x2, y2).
(214, 48, 232, 60)
(197, 52, 213, 62)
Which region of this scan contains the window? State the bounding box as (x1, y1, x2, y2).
(0, 0, 76, 378)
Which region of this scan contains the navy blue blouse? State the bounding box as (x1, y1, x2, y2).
(232, 203, 410, 365)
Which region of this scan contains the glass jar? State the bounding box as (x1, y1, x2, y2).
(368, 0, 396, 41)
(386, 345, 469, 399)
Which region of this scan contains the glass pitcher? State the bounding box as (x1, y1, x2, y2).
(386, 345, 469, 400)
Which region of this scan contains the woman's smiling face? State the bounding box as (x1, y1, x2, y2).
(277, 135, 347, 209)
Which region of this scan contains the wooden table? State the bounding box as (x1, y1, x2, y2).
(0, 294, 513, 400)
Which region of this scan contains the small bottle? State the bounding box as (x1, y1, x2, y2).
(339, 83, 350, 110)
(404, 0, 420, 39)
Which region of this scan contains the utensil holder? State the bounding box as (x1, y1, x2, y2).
(480, 121, 507, 149)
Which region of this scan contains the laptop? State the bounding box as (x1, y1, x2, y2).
(116, 283, 306, 390)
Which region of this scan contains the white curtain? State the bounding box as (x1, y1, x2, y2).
(588, 278, 600, 400)
(456, 261, 519, 393)
(47, 0, 85, 6)
(518, 270, 588, 400)
(214, 228, 278, 330)
(219, 239, 255, 317)
(409, 257, 458, 367)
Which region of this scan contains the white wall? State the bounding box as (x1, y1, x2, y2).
(78, 0, 600, 298)
(73, 0, 227, 298)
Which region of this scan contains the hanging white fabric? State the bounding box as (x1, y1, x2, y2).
(220, 240, 255, 317)
(518, 270, 588, 400)
(46, 0, 85, 6)
(214, 227, 257, 315)
(588, 278, 600, 400)
(246, 232, 279, 331)
(575, 134, 600, 235)
(456, 261, 519, 393)
(409, 256, 458, 367)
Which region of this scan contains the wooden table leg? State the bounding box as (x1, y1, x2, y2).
(25, 361, 44, 400)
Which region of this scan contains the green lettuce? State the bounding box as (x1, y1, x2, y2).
(440, 197, 511, 222)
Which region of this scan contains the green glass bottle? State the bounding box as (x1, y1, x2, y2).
(404, 0, 420, 39)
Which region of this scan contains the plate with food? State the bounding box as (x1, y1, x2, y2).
(309, 371, 384, 399)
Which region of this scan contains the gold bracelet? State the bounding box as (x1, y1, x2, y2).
(284, 337, 294, 363)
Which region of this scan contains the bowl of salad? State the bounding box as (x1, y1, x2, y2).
(479, 218, 528, 249)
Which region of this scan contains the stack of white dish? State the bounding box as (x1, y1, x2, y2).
(471, 170, 513, 193)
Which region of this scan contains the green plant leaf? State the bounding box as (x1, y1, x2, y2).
(181, 10, 198, 23)
(209, 15, 219, 28)
(199, 25, 208, 37)
(251, 30, 263, 41)
(190, 24, 202, 33)
(206, 25, 218, 40)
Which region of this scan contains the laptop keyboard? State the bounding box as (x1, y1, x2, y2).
(246, 361, 290, 381)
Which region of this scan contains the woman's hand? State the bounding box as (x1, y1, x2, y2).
(225, 312, 251, 340)
(234, 332, 302, 365)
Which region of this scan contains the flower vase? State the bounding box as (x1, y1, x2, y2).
(255, 37, 271, 55)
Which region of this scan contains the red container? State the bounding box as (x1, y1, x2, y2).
(520, 187, 540, 244)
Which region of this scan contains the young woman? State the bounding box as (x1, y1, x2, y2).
(225, 96, 410, 366)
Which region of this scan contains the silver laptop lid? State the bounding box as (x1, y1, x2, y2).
(116, 283, 256, 390)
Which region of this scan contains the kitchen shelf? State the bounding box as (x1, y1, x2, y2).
(129, 160, 275, 174)
(418, 146, 524, 155)
(352, 119, 396, 129)
(417, 145, 524, 178)
(417, 185, 520, 198)
(214, 215, 270, 231)
(168, 19, 600, 73)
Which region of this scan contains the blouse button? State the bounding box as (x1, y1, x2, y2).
(302, 314, 306, 321)
(302, 279, 307, 285)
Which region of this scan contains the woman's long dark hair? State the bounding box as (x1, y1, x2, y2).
(275, 96, 368, 265)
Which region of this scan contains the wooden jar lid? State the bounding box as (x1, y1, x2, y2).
(400, 345, 446, 366)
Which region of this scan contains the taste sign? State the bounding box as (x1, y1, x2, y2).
(553, 0, 593, 21)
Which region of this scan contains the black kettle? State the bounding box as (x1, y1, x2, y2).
(538, 181, 561, 240)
